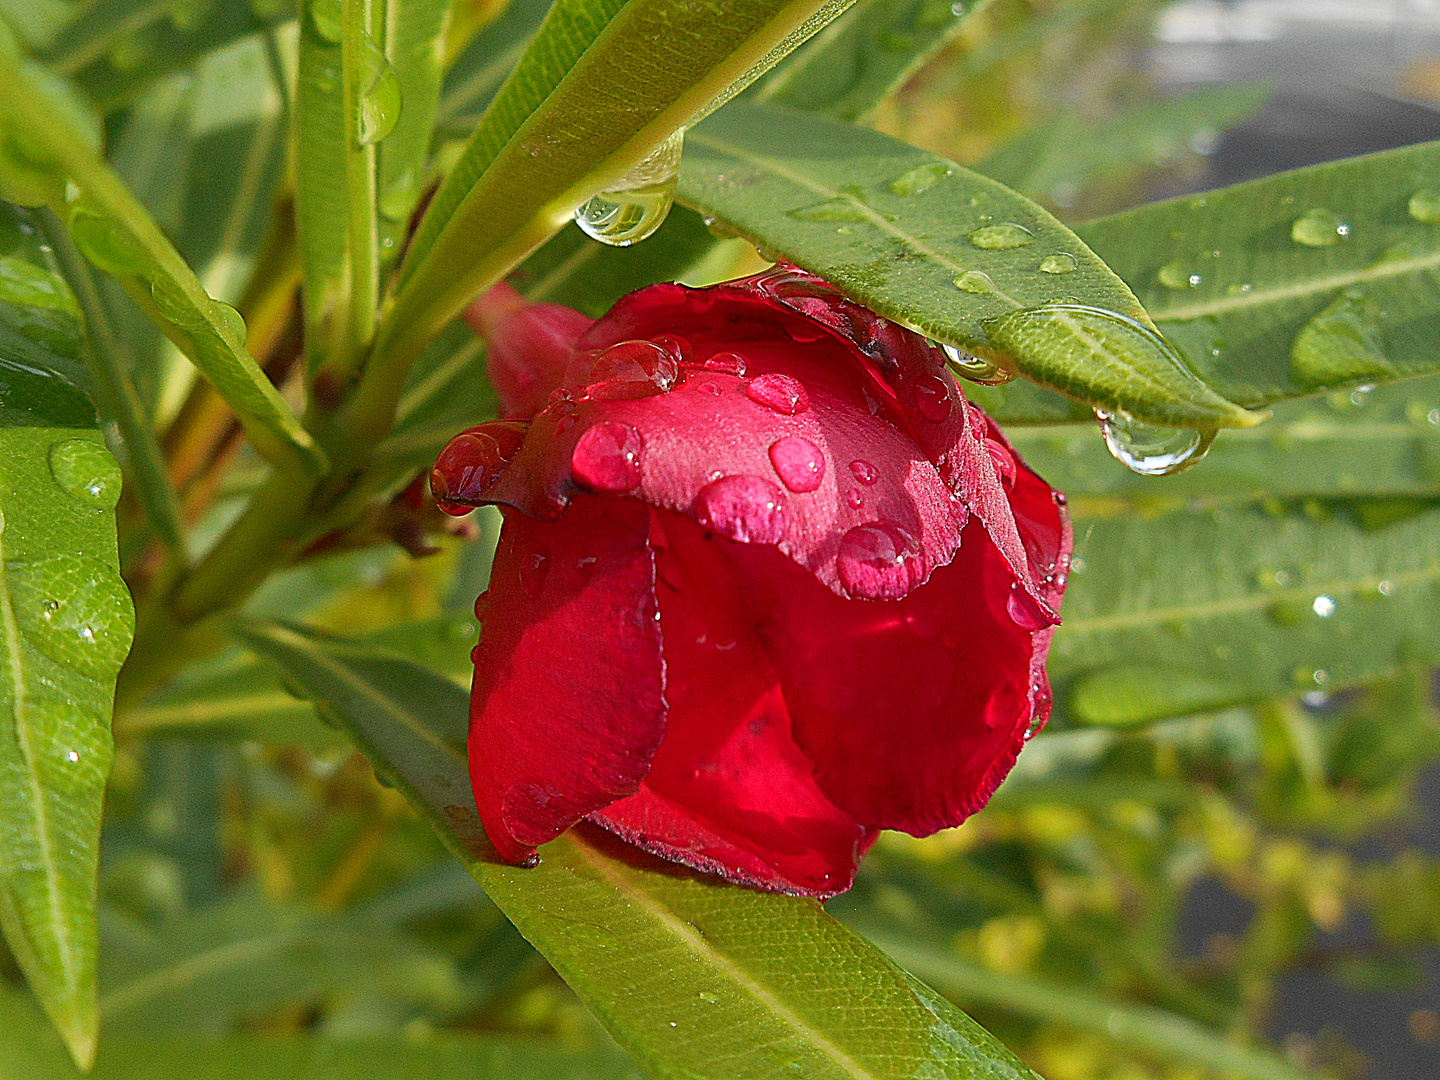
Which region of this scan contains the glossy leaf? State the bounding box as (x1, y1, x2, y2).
(435, 0, 552, 139)
(748, 0, 987, 122)
(379, 0, 858, 391)
(0, 347, 132, 1067)
(679, 103, 1257, 428)
(0, 28, 324, 474)
(1049, 502, 1440, 726)
(1074, 139, 1440, 408)
(867, 936, 1313, 1080)
(234, 618, 1048, 1080)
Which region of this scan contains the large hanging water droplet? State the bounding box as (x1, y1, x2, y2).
(837, 522, 925, 600)
(575, 131, 683, 247)
(888, 162, 950, 196)
(356, 35, 402, 145)
(1039, 253, 1076, 275)
(69, 206, 147, 278)
(1006, 581, 1060, 631)
(571, 422, 644, 493)
(1291, 208, 1348, 247)
(694, 475, 787, 544)
(768, 436, 825, 493)
(1095, 408, 1216, 476)
(1289, 290, 1394, 389)
(953, 269, 996, 294)
(7, 554, 134, 679)
(49, 439, 122, 510)
(1408, 188, 1440, 224)
(430, 421, 528, 512)
(308, 0, 343, 41)
(968, 223, 1033, 249)
(941, 343, 1012, 385)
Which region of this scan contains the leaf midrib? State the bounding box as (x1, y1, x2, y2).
(98, 929, 298, 1019)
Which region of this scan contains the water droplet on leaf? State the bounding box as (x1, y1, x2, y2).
(576, 131, 682, 246)
(1408, 188, 1440, 224)
(888, 162, 950, 196)
(1157, 261, 1200, 289)
(1095, 409, 1216, 476)
(953, 269, 996, 294)
(788, 197, 872, 224)
(69, 206, 147, 278)
(147, 276, 208, 329)
(356, 35, 402, 145)
(1289, 291, 1394, 389)
(968, 223, 1033, 249)
(1291, 208, 1348, 247)
(308, 0, 343, 41)
(1039, 253, 1076, 275)
(768, 436, 825, 492)
(48, 439, 122, 509)
(8, 554, 133, 679)
(694, 475, 787, 544)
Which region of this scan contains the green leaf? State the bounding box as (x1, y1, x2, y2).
(377, 0, 453, 251)
(41, 0, 289, 114)
(1006, 374, 1440, 502)
(234, 618, 1048, 1080)
(0, 28, 325, 474)
(679, 103, 1258, 429)
(1, 983, 641, 1080)
(1074, 139, 1440, 408)
(1049, 502, 1440, 726)
(0, 369, 133, 1067)
(748, 0, 988, 123)
(435, 0, 552, 139)
(378, 0, 859, 399)
(866, 936, 1314, 1080)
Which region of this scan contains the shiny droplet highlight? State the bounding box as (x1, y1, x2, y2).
(48, 439, 122, 509)
(1095, 409, 1216, 476)
(575, 131, 682, 246)
(1291, 208, 1349, 247)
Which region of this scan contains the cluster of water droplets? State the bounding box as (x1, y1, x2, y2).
(575, 131, 684, 247)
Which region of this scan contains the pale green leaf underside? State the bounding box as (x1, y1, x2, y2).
(0, 419, 133, 1070)
(382, 0, 859, 371)
(234, 619, 1044, 1080)
(679, 103, 1255, 428)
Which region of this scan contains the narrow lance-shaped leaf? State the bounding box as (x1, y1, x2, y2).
(0, 27, 326, 474)
(1074, 139, 1440, 408)
(435, 0, 553, 139)
(373, 0, 860, 426)
(679, 103, 1259, 429)
(747, 0, 990, 123)
(1049, 502, 1440, 727)
(0, 354, 134, 1068)
(235, 618, 1048, 1080)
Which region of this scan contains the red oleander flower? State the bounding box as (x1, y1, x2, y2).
(432, 265, 1072, 897)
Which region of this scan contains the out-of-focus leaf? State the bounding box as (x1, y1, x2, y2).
(748, 0, 987, 123)
(974, 83, 1270, 209)
(0, 28, 323, 474)
(435, 0, 551, 138)
(235, 618, 1050, 1080)
(41, 0, 291, 114)
(1074, 139, 1440, 408)
(866, 936, 1314, 1080)
(0, 304, 131, 1067)
(1049, 502, 1440, 726)
(378, 0, 859, 402)
(1006, 374, 1440, 502)
(680, 103, 1257, 429)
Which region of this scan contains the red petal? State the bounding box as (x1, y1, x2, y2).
(468, 496, 664, 864)
(592, 509, 872, 896)
(466, 283, 593, 419)
(724, 513, 1058, 836)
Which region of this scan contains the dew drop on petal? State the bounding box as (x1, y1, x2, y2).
(745, 373, 810, 415)
(431, 422, 527, 513)
(571, 421, 643, 493)
(846, 489, 864, 510)
(586, 340, 681, 400)
(768, 436, 825, 492)
(1007, 581, 1060, 630)
(984, 437, 1017, 488)
(519, 544, 550, 599)
(849, 459, 879, 485)
(700, 350, 747, 376)
(694, 475, 787, 544)
(837, 522, 926, 600)
(914, 374, 953, 422)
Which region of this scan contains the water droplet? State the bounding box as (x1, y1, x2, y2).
(1157, 261, 1200, 289)
(519, 545, 550, 599)
(1430, 409, 1440, 427)
(356, 35, 402, 145)
(1095, 409, 1216, 476)
(1006, 581, 1060, 631)
(147, 276, 207, 329)
(575, 131, 682, 246)
(68, 206, 147, 278)
(846, 489, 864, 509)
(7, 554, 133, 679)
(65, 750, 80, 763)
(914, 374, 953, 421)
(1408, 188, 1440, 225)
(308, 0, 343, 41)
(837, 522, 925, 600)
(888, 162, 950, 196)
(1039, 253, 1076, 275)
(745, 373, 809, 415)
(430, 421, 528, 512)
(1312, 595, 1336, 618)
(985, 437, 1016, 488)
(571, 422, 643, 493)
(698, 991, 718, 1004)
(968, 223, 1033, 249)
(1289, 291, 1393, 389)
(788, 197, 872, 224)
(1377, 579, 1396, 597)
(48, 439, 122, 509)
(1291, 208, 1348, 247)
(941, 343, 1011, 385)
(211, 300, 246, 344)
(849, 459, 879, 485)
(768, 436, 825, 492)
(953, 269, 996, 294)
(700, 351, 746, 376)
(694, 475, 787, 544)
(585, 340, 680, 400)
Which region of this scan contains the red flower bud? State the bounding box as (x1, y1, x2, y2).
(435, 266, 1072, 897)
